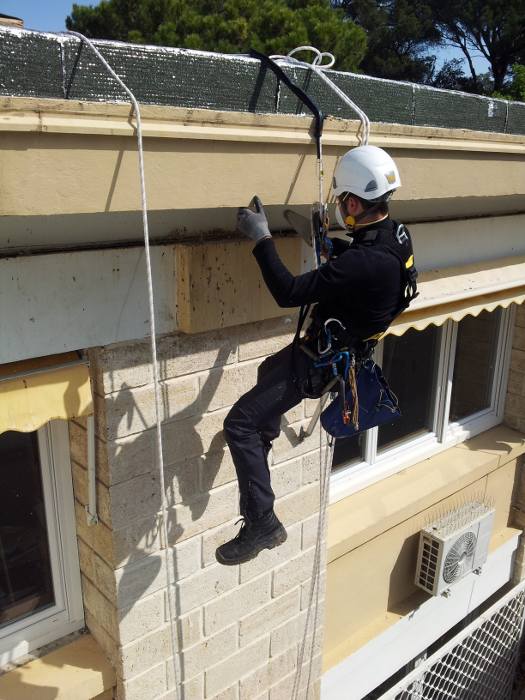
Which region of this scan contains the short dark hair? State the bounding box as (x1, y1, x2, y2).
(362, 198, 389, 217)
(342, 192, 389, 217)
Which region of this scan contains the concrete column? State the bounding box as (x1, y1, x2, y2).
(70, 316, 326, 699)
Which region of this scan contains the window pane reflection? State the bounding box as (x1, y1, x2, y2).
(332, 431, 364, 470)
(0, 431, 54, 628)
(449, 310, 500, 422)
(378, 325, 439, 451)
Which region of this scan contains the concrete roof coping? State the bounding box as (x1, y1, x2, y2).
(1, 26, 525, 137)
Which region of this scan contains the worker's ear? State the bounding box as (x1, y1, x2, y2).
(349, 195, 367, 216)
(345, 195, 358, 215)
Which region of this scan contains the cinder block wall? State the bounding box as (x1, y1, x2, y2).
(505, 303, 525, 584)
(70, 316, 326, 700)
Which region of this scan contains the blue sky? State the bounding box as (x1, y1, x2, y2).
(1, 0, 83, 32)
(3, 0, 490, 72)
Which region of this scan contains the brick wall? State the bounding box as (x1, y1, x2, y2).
(70, 315, 326, 700)
(505, 303, 525, 584)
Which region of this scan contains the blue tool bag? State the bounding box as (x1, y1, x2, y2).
(320, 359, 401, 438)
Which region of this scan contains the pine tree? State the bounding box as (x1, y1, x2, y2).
(66, 0, 367, 72)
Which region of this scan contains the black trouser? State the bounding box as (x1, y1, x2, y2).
(223, 343, 327, 519)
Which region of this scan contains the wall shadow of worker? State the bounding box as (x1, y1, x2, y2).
(111, 345, 232, 622)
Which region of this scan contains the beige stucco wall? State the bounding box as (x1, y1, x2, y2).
(323, 303, 525, 675)
(1, 98, 525, 256)
(3, 131, 525, 218)
(324, 448, 521, 670)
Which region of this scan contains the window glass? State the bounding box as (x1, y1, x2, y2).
(332, 431, 365, 470)
(378, 325, 439, 451)
(0, 431, 54, 629)
(449, 310, 500, 422)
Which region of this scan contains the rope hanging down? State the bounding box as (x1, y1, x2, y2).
(270, 46, 370, 266)
(66, 31, 181, 700)
(249, 47, 328, 269)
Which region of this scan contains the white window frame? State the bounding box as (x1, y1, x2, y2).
(0, 421, 84, 666)
(330, 305, 515, 504)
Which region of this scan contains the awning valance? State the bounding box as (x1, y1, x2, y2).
(388, 256, 525, 337)
(0, 352, 93, 435)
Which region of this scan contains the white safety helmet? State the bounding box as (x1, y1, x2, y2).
(332, 145, 401, 203)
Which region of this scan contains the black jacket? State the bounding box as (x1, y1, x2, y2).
(253, 218, 410, 340)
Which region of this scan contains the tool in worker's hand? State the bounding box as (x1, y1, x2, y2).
(284, 209, 312, 246)
(249, 195, 264, 214)
(284, 204, 331, 263)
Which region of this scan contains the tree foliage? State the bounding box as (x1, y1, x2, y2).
(334, 0, 440, 83)
(428, 0, 525, 92)
(66, 0, 367, 72)
(66, 0, 525, 96)
(430, 58, 494, 93)
(335, 0, 525, 94)
(493, 64, 525, 101)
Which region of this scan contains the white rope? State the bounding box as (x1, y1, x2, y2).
(270, 46, 370, 145)
(291, 436, 335, 699)
(67, 31, 181, 700)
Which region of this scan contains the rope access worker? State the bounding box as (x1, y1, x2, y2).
(215, 145, 417, 566)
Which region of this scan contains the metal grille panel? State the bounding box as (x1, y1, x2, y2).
(379, 582, 525, 700)
(418, 534, 439, 593)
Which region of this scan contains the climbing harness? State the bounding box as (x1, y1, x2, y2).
(311, 220, 418, 439)
(66, 31, 181, 700)
(314, 349, 356, 427)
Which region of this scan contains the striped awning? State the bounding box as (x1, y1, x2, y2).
(0, 352, 93, 435)
(388, 255, 525, 336)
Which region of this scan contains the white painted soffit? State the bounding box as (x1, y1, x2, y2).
(388, 255, 525, 336)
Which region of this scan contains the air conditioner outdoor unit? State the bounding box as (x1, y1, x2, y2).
(415, 501, 495, 596)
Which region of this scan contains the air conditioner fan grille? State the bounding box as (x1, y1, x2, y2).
(443, 531, 477, 583)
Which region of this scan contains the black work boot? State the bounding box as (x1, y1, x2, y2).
(215, 510, 287, 566)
